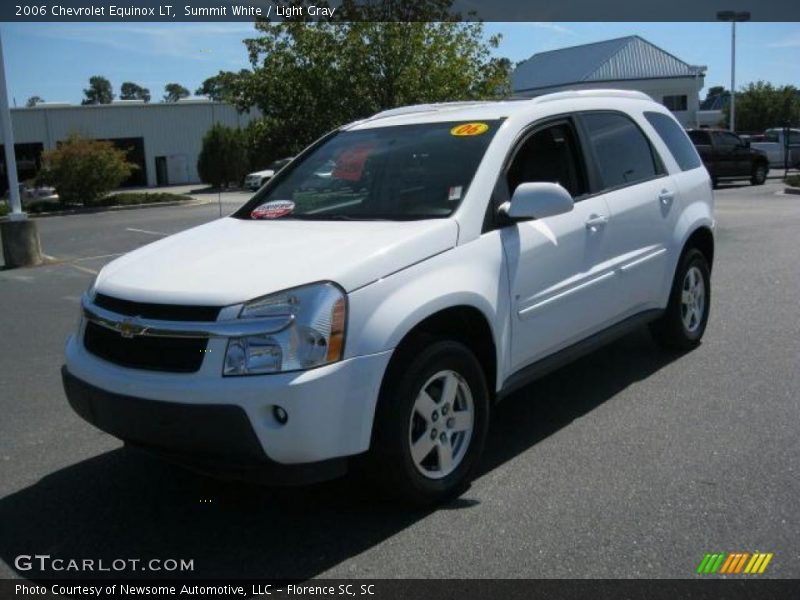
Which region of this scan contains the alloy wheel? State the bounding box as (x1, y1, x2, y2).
(408, 370, 474, 479)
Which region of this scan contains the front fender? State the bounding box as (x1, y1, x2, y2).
(345, 233, 510, 392)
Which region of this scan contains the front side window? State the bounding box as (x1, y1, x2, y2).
(645, 111, 702, 171)
(236, 120, 501, 221)
(581, 112, 660, 190)
(506, 122, 586, 198)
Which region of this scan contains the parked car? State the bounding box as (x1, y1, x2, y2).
(63, 90, 714, 504)
(749, 128, 800, 168)
(20, 183, 59, 204)
(687, 128, 769, 187)
(244, 157, 293, 190)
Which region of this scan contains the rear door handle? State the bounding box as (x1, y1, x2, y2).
(585, 214, 609, 232)
(658, 189, 675, 206)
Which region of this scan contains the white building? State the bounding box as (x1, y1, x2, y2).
(0, 99, 258, 192)
(512, 36, 706, 127)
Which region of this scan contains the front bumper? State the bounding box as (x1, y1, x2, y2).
(64, 333, 393, 476)
(62, 367, 346, 484)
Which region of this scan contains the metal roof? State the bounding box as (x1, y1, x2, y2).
(512, 36, 705, 93)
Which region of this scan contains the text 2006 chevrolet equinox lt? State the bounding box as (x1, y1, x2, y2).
(63, 90, 714, 504)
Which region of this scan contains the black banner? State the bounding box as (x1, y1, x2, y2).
(2, 0, 800, 22)
(4, 579, 800, 600)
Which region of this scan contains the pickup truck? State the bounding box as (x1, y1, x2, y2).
(749, 128, 800, 169)
(687, 129, 769, 187)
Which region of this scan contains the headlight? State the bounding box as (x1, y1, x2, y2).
(223, 282, 347, 376)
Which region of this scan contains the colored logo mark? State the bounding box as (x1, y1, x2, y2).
(696, 552, 773, 575)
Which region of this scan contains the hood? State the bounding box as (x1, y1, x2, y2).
(95, 217, 458, 306)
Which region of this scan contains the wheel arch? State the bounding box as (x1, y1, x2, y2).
(683, 225, 715, 270)
(383, 304, 498, 403)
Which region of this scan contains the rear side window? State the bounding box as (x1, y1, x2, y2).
(688, 130, 711, 145)
(581, 112, 660, 190)
(645, 111, 702, 171)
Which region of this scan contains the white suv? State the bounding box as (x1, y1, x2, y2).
(63, 90, 714, 504)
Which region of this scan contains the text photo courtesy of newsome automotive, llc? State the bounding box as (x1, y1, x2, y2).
(0, 0, 799, 598)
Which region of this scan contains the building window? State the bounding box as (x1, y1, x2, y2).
(662, 95, 688, 111)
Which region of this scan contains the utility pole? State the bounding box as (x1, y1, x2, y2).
(716, 10, 751, 133)
(0, 30, 42, 267)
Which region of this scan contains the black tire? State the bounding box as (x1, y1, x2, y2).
(750, 162, 768, 185)
(650, 248, 711, 351)
(367, 337, 489, 506)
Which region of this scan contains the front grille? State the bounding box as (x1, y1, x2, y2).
(84, 294, 222, 373)
(94, 293, 220, 321)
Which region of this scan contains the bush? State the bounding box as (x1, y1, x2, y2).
(38, 134, 137, 205)
(24, 192, 192, 213)
(99, 192, 192, 206)
(0, 201, 9, 217)
(197, 124, 248, 188)
(785, 174, 800, 188)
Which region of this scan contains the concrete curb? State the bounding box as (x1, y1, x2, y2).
(784, 187, 800, 196)
(0, 198, 212, 220)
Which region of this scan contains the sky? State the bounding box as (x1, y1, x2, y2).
(1, 21, 798, 106)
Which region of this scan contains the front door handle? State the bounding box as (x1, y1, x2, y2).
(585, 214, 609, 232)
(658, 189, 675, 206)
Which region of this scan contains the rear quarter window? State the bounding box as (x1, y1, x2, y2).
(645, 112, 703, 171)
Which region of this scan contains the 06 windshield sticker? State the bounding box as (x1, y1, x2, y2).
(251, 200, 295, 219)
(450, 122, 490, 136)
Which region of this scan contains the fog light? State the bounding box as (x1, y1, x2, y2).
(273, 405, 288, 425)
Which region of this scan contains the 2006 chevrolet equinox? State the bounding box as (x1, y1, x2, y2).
(63, 90, 714, 504)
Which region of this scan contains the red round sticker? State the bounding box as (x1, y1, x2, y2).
(251, 200, 295, 219)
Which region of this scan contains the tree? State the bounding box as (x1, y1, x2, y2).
(163, 83, 190, 103)
(37, 134, 136, 205)
(120, 81, 151, 103)
(197, 124, 248, 188)
(229, 0, 511, 156)
(727, 82, 800, 132)
(195, 70, 249, 102)
(82, 76, 114, 105)
(25, 96, 44, 108)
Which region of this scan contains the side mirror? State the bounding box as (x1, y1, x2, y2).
(743, 139, 751, 148)
(500, 182, 574, 221)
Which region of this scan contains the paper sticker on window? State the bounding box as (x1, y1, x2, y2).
(450, 122, 489, 137)
(251, 200, 295, 219)
(448, 186, 463, 201)
(332, 143, 376, 181)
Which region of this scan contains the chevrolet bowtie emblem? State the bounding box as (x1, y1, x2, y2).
(117, 317, 147, 338)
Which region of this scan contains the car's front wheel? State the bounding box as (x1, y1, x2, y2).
(368, 338, 489, 505)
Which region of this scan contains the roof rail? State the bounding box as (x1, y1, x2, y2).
(532, 89, 651, 104)
(368, 101, 494, 121)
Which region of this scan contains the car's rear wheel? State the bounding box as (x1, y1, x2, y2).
(650, 248, 711, 351)
(751, 162, 768, 185)
(368, 338, 489, 505)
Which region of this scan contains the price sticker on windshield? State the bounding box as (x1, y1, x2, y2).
(251, 200, 295, 219)
(451, 122, 489, 137)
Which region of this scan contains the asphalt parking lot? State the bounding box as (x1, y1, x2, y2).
(0, 179, 798, 579)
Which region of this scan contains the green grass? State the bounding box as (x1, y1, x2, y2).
(97, 192, 194, 206)
(785, 174, 800, 188)
(25, 192, 193, 213)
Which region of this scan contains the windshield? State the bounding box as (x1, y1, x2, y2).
(236, 120, 501, 221)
